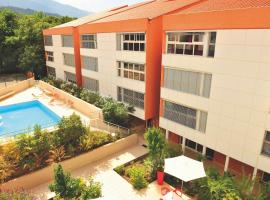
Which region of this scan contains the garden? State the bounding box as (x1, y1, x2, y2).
(114, 127, 270, 200)
(43, 76, 135, 127)
(0, 113, 123, 184)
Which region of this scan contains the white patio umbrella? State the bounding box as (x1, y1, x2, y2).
(164, 155, 206, 194)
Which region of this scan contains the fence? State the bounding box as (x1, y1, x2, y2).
(0, 74, 27, 88)
(89, 118, 130, 137)
(0, 78, 35, 96)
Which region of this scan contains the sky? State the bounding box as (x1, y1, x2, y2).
(54, 0, 146, 12)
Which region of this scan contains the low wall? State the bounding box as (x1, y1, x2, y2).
(0, 134, 138, 190)
(38, 81, 103, 119)
(0, 78, 35, 96)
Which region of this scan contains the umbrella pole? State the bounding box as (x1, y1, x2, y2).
(181, 180, 183, 197)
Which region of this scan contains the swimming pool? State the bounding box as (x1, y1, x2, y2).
(0, 100, 61, 138)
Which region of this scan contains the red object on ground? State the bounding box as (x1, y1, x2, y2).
(161, 186, 170, 195)
(157, 171, 164, 185)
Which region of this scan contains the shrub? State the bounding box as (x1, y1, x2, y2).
(54, 113, 86, 149)
(164, 142, 183, 158)
(79, 130, 113, 152)
(43, 77, 132, 127)
(102, 98, 130, 126)
(46, 146, 66, 164)
(80, 88, 100, 104)
(126, 165, 148, 190)
(0, 189, 35, 200)
(0, 156, 15, 183)
(49, 165, 81, 199)
(16, 125, 52, 170)
(49, 165, 102, 199)
(80, 177, 102, 200)
(114, 165, 125, 175)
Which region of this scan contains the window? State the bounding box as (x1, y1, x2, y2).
(46, 51, 54, 62)
(185, 139, 203, 153)
(47, 66, 56, 77)
(81, 56, 98, 71)
(164, 67, 212, 98)
(262, 131, 270, 157)
(262, 172, 270, 182)
(167, 32, 204, 56)
(117, 33, 145, 51)
(64, 71, 76, 84)
(44, 36, 53, 46)
(62, 35, 73, 47)
(163, 100, 207, 133)
(81, 34, 97, 49)
(167, 32, 217, 57)
(208, 32, 216, 57)
(117, 61, 145, 81)
(117, 87, 144, 109)
(83, 77, 99, 93)
(63, 53, 75, 67)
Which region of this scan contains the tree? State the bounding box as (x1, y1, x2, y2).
(144, 127, 166, 172)
(49, 165, 102, 200)
(102, 97, 132, 126)
(0, 9, 74, 77)
(49, 165, 81, 199)
(54, 113, 86, 149)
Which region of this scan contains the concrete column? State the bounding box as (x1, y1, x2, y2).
(202, 146, 207, 156)
(252, 167, 258, 181)
(165, 129, 169, 140)
(224, 156, 230, 172)
(182, 137, 186, 154)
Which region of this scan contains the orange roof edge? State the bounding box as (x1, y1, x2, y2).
(109, 5, 128, 12)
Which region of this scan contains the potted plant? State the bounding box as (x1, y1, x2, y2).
(145, 127, 166, 185)
(156, 157, 165, 185)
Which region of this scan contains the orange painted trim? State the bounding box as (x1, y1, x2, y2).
(160, 65, 165, 88)
(164, 7, 270, 31)
(144, 16, 163, 120)
(43, 27, 73, 35)
(73, 27, 82, 87)
(161, 31, 167, 54)
(159, 99, 164, 117)
(78, 18, 148, 34)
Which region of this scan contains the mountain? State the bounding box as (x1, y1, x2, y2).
(0, 6, 60, 16)
(0, 0, 90, 17)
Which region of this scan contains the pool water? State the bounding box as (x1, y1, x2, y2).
(0, 100, 61, 138)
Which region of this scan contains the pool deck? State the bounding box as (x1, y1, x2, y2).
(0, 86, 90, 138)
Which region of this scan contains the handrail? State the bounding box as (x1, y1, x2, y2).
(89, 118, 130, 136)
(0, 75, 27, 88)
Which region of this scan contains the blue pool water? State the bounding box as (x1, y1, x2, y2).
(0, 100, 61, 137)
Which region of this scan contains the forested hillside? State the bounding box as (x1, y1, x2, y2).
(0, 6, 59, 16)
(0, 9, 74, 78)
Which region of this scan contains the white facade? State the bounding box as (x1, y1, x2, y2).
(160, 29, 270, 173)
(45, 35, 75, 80)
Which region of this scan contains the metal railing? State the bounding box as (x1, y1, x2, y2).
(0, 74, 27, 88)
(89, 118, 130, 137)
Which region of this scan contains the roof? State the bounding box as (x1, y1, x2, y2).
(90, 0, 200, 24)
(53, 1, 152, 28)
(49, 0, 270, 30)
(174, 0, 270, 14)
(51, 0, 201, 29)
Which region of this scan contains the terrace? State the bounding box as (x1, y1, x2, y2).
(0, 78, 268, 200)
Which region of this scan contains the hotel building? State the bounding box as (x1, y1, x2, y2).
(43, 0, 270, 181)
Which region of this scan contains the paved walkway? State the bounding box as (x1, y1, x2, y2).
(31, 144, 191, 200)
